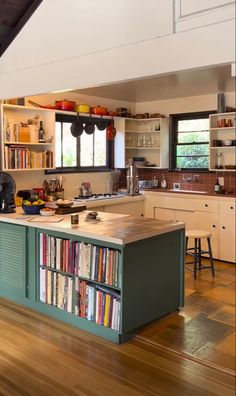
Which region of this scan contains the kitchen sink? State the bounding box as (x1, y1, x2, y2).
(169, 189, 208, 194)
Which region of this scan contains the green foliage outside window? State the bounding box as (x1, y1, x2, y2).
(176, 118, 209, 169)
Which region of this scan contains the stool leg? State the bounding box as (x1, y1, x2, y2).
(185, 237, 189, 256)
(193, 238, 198, 280)
(198, 238, 202, 271)
(207, 237, 215, 277)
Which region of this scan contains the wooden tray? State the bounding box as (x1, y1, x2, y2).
(55, 205, 86, 214)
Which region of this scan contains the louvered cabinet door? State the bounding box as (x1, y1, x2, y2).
(0, 222, 27, 299)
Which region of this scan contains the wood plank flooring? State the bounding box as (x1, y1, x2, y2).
(0, 297, 235, 396)
(138, 260, 236, 374)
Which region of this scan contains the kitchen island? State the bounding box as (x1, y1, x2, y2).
(0, 209, 185, 343)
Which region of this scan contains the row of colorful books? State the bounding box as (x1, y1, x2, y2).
(39, 233, 121, 288)
(4, 145, 53, 169)
(39, 267, 120, 331)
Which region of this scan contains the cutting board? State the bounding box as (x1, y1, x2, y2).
(55, 205, 86, 215)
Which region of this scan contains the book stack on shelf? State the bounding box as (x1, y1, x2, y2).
(39, 233, 121, 332)
(4, 146, 54, 169)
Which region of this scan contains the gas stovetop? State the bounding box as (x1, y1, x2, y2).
(73, 192, 127, 202)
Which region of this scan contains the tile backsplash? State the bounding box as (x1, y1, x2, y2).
(119, 168, 236, 194)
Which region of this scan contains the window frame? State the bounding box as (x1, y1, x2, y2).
(46, 113, 114, 174)
(169, 110, 216, 172)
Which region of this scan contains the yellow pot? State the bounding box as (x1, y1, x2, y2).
(76, 104, 90, 113)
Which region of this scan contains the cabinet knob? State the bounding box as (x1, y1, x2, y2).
(205, 204, 208, 207)
(222, 226, 226, 229)
(212, 225, 216, 228)
(230, 206, 234, 210)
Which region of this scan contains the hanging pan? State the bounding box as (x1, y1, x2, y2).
(84, 116, 95, 135)
(97, 115, 106, 131)
(70, 114, 84, 137)
(106, 119, 116, 140)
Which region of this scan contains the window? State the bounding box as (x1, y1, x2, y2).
(50, 114, 113, 173)
(170, 111, 214, 171)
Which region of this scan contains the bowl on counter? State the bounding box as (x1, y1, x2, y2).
(40, 208, 56, 216)
(22, 203, 45, 214)
(56, 199, 73, 208)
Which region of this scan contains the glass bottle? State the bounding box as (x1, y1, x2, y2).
(215, 152, 223, 169)
(214, 178, 220, 193)
(151, 176, 158, 189)
(38, 121, 46, 143)
(161, 174, 167, 189)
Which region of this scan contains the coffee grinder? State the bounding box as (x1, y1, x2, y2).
(126, 160, 139, 196)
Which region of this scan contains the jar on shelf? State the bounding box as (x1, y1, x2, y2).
(215, 152, 224, 169)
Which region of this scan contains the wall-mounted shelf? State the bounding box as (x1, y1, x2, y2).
(209, 112, 236, 172)
(0, 104, 56, 171)
(114, 117, 168, 168)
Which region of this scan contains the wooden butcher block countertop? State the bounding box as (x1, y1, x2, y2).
(0, 209, 184, 246)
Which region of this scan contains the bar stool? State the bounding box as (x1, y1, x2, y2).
(185, 230, 215, 280)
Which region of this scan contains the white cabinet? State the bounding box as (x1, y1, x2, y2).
(144, 191, 235, 262)
(114, 117, 169, 169)
(154, 207, 195, 231)
(174, 0, 235, 32)
(218, 201, 235, 262)
(195, 211, 219, 258)
(154, 207, 174, 222)
(105, 201, 143, 217)
(0, 104, 55, 171)
(209, 112, 236, 172)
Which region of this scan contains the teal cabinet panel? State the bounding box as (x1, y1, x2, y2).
(122, 230, 185, 335)
(0, 222, 27, 299)
(0, 221, 185, 344)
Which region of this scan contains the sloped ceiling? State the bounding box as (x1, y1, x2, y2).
(0, 0, 42, 57)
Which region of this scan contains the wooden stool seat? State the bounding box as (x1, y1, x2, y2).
(186, 230, 211, 239)
(185, 229, 215, 279)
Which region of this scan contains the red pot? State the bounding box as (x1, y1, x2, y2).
(91, 105, 107, 115)
(106, 123, 116, 140)
(55, 100, 76, 112)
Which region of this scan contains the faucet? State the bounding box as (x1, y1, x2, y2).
(183, 174, 199, 183)
(182, 175, 192, 183)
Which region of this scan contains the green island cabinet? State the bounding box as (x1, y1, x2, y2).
(0, 221, 185, 343)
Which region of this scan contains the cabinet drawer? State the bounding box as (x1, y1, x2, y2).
(219, 201, 235, 215)
(154, 196, 194, 211)
(194, 200, 218, 213)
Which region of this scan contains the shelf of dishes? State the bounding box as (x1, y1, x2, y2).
(125, 134, 160, 149)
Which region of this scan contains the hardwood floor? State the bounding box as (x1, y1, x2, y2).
(0, 297, 235, 396)
(138, 260, 236, 374)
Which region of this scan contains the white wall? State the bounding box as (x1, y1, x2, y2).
(136, 91, 236, 115)
(0, 0, 235, 99)
(11, 170, 111, 199)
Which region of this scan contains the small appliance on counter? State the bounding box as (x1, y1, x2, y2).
(0, 172, 16, 213)
(126, 160, 139, 196)
(79, 182, 92, 198)
(32, 187, 45, 200)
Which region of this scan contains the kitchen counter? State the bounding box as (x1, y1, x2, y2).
(0, 207, 185, 343)
(141, 189, 236, 199)
(72, 193, 145, 209)
(0, 207, 184, 245)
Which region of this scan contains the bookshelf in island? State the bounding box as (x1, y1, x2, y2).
(0, 211, 185, 343)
